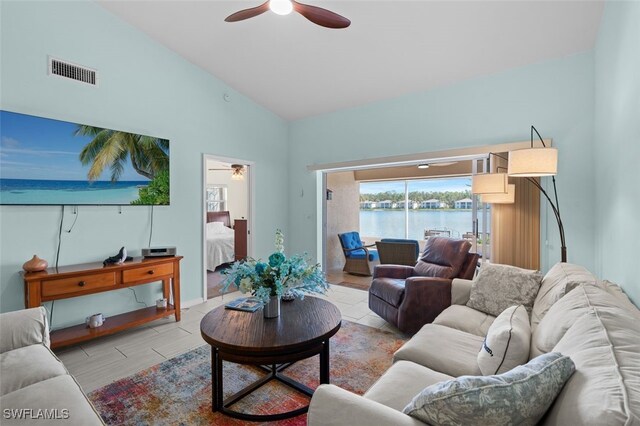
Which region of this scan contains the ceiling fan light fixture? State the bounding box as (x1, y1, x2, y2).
(231, 164, 245, 180)
(269, 0, 293, 16)
(225, 0, 350, 29)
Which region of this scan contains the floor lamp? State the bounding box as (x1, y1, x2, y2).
(472, 126, 567, 263)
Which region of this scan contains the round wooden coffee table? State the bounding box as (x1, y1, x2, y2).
(200, 297, 342, 421)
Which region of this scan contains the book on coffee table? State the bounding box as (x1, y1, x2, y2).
(224, 297, 262, 312)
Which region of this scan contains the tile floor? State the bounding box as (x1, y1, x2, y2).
(55, 277, 402, 393)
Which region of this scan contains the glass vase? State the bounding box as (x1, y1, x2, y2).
(263, 295, 280, 318)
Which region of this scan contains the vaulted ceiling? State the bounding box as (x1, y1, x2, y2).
(98, 1, 604, 120)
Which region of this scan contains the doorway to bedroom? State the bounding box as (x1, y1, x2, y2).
(203, 155, 253, 300)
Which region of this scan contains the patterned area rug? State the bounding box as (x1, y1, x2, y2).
(336, 281, 371, 291)
(89, 321, 406, 425)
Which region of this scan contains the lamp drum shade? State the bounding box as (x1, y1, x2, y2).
(472, 173, 508, 194)
(482, 184, 515, 204)
(508, 148, 558, 177)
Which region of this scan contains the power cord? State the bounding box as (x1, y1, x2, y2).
(55, 206, 65, 269)
(66, 206, 79, 233)
(129, 288, 147, 307)
(148, 205, 154, 247)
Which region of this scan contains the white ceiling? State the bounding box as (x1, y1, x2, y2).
(98, 0, 604, 121)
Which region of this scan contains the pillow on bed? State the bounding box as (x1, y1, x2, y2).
(207, 221, 228, 235)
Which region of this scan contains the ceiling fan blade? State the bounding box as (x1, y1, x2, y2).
(292, 1, 350, 29)
(225, 1, 270, 23)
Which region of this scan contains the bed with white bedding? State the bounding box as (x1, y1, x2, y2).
(206, 211, 235, 271)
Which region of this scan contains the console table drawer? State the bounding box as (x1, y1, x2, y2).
(123, 263, 173, 283)
(43, 272, 116, 297)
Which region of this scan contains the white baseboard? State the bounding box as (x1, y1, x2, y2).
(180, 297, 206, 309)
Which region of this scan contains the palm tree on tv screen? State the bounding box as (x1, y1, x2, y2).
(75, 125, 169, 182)
(75, 125, 169, 205)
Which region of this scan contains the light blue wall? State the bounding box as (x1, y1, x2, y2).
(3, 0, 635, 323)
(0, 1, 288, 326)
(594, 1, 640, 304)
(289, 52, 596, 274)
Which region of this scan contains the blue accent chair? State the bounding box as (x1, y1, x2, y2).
(376, 238, 420, 266)
(338, 231, 379, 276)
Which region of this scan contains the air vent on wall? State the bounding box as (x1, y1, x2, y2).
(48, 56, 98, 86)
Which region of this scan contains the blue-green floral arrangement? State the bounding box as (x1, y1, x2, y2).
(222, 230, 329, 303)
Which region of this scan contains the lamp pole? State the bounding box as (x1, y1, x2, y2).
(528, 126, 566, 262)
(525, 175, 567, 263)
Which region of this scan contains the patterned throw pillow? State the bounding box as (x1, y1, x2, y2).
(403, 352, 575, 426)
(478, 305, 530, 375)
(467, 263, 543, 316)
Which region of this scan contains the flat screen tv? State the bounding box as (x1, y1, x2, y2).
(0, 110, 169, 205)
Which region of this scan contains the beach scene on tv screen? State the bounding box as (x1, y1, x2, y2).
(0, 111, 169, 205)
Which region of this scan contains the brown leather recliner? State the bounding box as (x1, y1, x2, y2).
(369, 237, 479, 335)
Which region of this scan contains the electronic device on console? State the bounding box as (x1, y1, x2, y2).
(142, 246, 177, 258)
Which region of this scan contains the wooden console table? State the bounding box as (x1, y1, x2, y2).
(23, 256, 182, 349)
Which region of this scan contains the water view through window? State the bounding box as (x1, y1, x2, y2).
(359, 177, 490, 241)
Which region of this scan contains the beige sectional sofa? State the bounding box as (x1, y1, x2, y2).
(308, 263, 640, 425)
(0, 307, 104, 425)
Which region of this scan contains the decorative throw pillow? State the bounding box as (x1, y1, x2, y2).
(467, 263, 543, 316)
(403, 352, 575, 426)
(478, 305, 530, 375)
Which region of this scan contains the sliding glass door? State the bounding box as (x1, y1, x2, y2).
(359, 177, 476, 243)
(471, 158, 491, 262)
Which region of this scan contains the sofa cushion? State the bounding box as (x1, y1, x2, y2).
(0, 375, 103, 425)
(339, 231, 363, 251)
(0, 307, 49, 353)
(364, 360, 454, 412)
(403, 352, 575, 426)
(413, 237, 471, 279)
(467, 263, 542, 317)
(394, 324, 483, 377)
(531, 284, 621, 359)
(348, 250, 379, 261)
(478, 305, 530, 375)
(0, 344, 68, 396)
(543, 305, 640, 425)
(369, 278, 406, 307)
(597, 279, 640, 317)
(433, 305, 495, 337)
(530, 262, 597, 332)
(451, 278, 474, 305)
(339, 232, 379, 260)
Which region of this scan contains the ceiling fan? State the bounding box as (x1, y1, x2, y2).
(225, 0, 351, 29)
(209, 164, 245, 180)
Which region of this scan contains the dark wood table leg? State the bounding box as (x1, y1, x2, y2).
(211, 346, 218, 413)
(320, 340, 330, 384)
(215, 348, 223, 411)
(212, 347, 221, 412)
